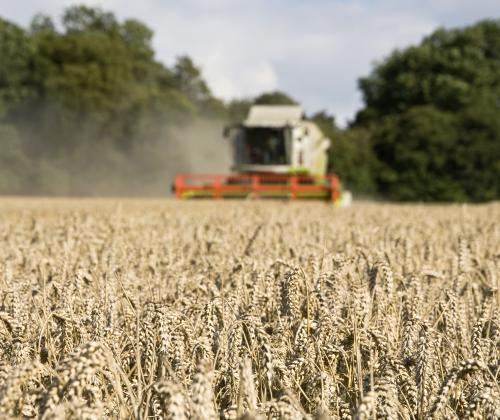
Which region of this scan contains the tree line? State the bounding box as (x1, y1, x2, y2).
(1, 6, 499, 200)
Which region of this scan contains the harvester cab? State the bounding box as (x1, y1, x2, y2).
(226, 105, 331, 177)
(173, 105, 347, 204)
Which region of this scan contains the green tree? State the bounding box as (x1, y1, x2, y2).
(0, 7, 225, 195)
(0, 18, 34, 114)
(30, 14, 56, 35)
(20, 6, 199, 153)
(454, 94, 500, 201)
(62, 5, 119, 35)
(356, 19, 500, 201)
(173, 56, 211, 104)
(254, 90, 297, 105)
(372, 106, 467, 201)
(357, 20, 500, 120)
(173, 55, 226, 117)
(226, 98, 253, 122)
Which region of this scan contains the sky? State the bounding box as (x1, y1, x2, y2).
(1, 0, 499, 125)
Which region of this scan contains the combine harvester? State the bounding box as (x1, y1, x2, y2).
(173, 105, 350, 205)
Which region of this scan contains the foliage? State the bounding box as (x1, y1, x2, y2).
(226, 91, 297, 123)
(0, 6, 232, 194)
(0, 18, 34, 115)
(253, 90, 297, 105)
(372, 106, 465, 201)
(356, 20, 500, 201)
(226, 98, 253, 123)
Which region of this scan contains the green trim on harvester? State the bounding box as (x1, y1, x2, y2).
(286, 166, 309, 175)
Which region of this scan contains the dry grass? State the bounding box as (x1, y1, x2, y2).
(0, 198, 498, 419)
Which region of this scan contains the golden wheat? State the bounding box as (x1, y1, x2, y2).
(0, 198, 498, 419)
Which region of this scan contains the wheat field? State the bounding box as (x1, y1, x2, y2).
(0, 198, 498, 419)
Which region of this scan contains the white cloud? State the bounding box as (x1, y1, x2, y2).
(1, 0, 499, 124)
(200, 52, 278, 98)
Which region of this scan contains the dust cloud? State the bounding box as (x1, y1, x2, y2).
(13, 118, 232, 197)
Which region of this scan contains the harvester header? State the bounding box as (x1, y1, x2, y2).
(173, 105, 346, 203)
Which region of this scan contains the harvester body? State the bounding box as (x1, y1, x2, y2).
(174, 105, 343, 203)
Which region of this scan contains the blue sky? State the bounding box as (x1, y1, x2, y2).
(1, 0, 499, 124)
